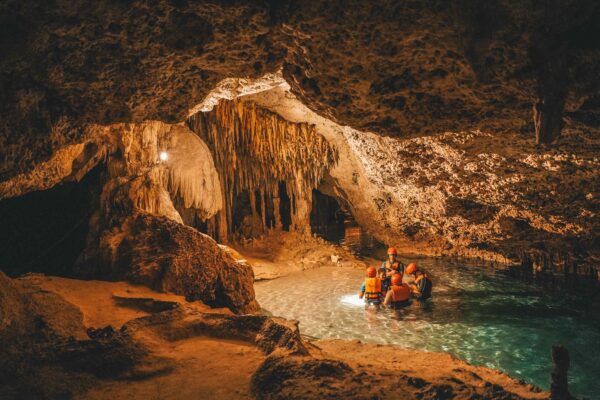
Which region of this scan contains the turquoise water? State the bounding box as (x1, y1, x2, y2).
(254, 259, 600, 399)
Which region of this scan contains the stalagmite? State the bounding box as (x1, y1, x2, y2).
(187, 99, 338, 239)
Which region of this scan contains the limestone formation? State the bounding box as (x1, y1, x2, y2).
(76, 212, 259, 314)
(0, 272, 170, 400)
(239, 82, 600, 277)
(2, 0, 599, 182)
(188, 99, 337, 240)
(1, 1, 599, 277)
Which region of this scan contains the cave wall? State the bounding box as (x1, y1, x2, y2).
(0, 0, 599, 285)
(0, 118, 259, 314)
(244, 83, 600, 276)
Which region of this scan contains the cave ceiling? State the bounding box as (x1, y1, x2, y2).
(1, 0, 599, 180)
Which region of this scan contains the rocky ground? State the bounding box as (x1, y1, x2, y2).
(228, 231, 368, 281)
(0, 272, 549, 400)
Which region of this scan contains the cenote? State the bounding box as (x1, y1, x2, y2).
(255, 260, 600, 399)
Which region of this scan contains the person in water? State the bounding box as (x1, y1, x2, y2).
(405, 263, 433, 300)
(359, 266, 383, 308)
(383, 273, 411, 308)
(378, 265, 391, 293)
(381, 247, 405, 276)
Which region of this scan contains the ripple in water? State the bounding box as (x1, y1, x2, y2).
(255, 259, 600, 398)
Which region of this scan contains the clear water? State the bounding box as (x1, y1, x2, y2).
(255, 259, 600, 399)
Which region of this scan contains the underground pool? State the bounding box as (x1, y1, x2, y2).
(255, 260, 600, 398)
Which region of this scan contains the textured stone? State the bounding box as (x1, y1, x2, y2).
(0, 272, 168, 400)
(2, 0, 599, 181)
(76, 212, 259, 314)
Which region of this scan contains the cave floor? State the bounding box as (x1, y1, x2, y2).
(227, 231, 369, 281)
(83, 336, 264, 400)
(17, 274, 547, 399)
(26, 275, 264, 400)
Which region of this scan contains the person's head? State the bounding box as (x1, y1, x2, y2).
(387, 247, 398, 262)
(391, 273, 403, 286)
(405, 263, 418, 275)
(366, 266, 377, 278)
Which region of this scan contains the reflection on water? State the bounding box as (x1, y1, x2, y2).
(255, 259, 600, 398)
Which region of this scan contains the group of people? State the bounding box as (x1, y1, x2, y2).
(359, 247, 433, 309)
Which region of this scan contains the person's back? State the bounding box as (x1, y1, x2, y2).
(413, 271, 433, 300)
(384, 274, 411, 308)
(359, 266, 383, 307)
(364, 276, 383, 302)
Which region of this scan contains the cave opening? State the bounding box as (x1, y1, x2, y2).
(310, 188, 346, 243)
(0, 163, 104, 277)
(230, 189, 269, 239)
(232, 190, 253, 233)
(310, 188, 385, 258)
(264, 189, 276, 230)
(278, 181, 292, 231)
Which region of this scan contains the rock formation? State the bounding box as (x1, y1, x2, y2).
(1, 1, 599, 276)
(0, 271, 171, 399)
(76, 211, 259, 314)
(2, 0, 599, 182)
(0, 273, 550, 399)
(187, 99, 337, 240)
(243, 82, 600, 276)
(0, 1, 598, 398)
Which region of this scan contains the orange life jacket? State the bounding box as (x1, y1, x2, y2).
(391, 284, 410, 302)
(386, 260, 404, 273)
(364, 277, 382, 300)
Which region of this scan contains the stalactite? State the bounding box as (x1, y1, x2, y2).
(161, 125, 222, 220)
(187, 99, 338, 239)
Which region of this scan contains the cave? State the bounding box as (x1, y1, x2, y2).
(310, 188, 346, 244)
(277, 181, 292, 232)
(1, 1, 600, 399)
(0, 164, 103, 277)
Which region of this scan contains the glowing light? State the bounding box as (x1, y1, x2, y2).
(340, 294, 365, 307)
(159, 151, 169, 162)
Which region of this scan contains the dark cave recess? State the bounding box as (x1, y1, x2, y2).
(0, 164, 104, 277)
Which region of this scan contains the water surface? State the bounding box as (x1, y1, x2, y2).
(255, 259, 600, 398)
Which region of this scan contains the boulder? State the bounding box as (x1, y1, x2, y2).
(76, 212, 259, 314)
(0, 272, 168, 400)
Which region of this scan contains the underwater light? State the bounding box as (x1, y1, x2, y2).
(159, 151, 169, 162)
(340, 294, 365, 307)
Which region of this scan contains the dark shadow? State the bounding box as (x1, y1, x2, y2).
(232, 190, 252, 233)
(278, 181, 291, 231)
(310, 188, 345, 243)
(0, 164, 104, 277)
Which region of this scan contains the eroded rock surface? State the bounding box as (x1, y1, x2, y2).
(76, 212, 259, 314)
(0, 273, 550, 400)
(2, 0, 599, 181)
(251, 340, 547, 400)
(247, 84, 600, 275)
(0, 272, 170, 400)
